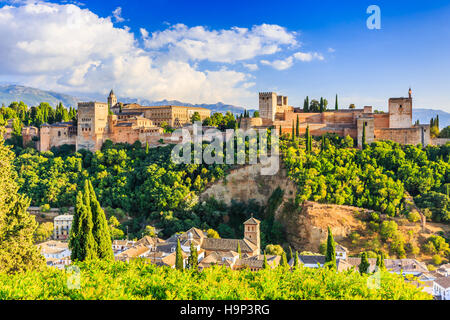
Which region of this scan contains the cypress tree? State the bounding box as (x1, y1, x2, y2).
(293, 251, 299, 269)
(145, 142, 149, 154)
(304, 96, 309, 112)
(188, 242, 198, 270)
(335, 94, 338, 110)
(362, 121, 367, 149)
(291, 120, 295, 141)
(71, 181, 97, 262)
(295, 115, 300, 138)
(279, 125, 282, 137)
(69, 191, 83, 261)
(263, 251, 269, 269)
(280, 251, 289, 268)
(319, 97, 324, 113)
(359, 252, 370, 274)
(289, 246, 293, 262)
(325, 226, 336, 269)
(321, 135, 326, 152)
(378, 251, 386, 271)
(175, 239, 184, 270)
(237, 242, 242, 259)
(89, 181, 113, 261)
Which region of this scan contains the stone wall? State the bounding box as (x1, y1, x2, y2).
(432, 138, 450, 146)
(374, 127, 423, 145)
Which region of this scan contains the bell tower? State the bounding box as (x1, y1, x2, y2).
(108, 89, 117, 109)
(243, 216, 261, 254)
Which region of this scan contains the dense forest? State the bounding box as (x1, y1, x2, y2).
(282, 134, 450, 223)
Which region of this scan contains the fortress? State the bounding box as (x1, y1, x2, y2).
(35, 90, 210, 152)
(4, 88, 434, 152)
(241, 89, 431, 147)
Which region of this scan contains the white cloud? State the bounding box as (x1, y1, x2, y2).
(243, 63, 258, 71)
(141, 23, 298, 63)
(0, 2, 258, 105)
(261, 51, 324, 70)
(112, 6, 124, 23)
(293, 51, 324, 62)
(328, 47, 335, 53)
(261, 57, 294, 71)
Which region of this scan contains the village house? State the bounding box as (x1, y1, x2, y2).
(37, 240, 72, 269)
(53, 214, 73, 240)
(433, 277, 450, 300)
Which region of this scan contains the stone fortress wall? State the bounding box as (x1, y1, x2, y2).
(243, 89, 432, 147)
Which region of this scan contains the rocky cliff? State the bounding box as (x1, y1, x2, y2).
(200, 164, 369, 252)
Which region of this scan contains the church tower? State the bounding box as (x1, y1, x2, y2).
(244, 216, 261, 254)
(108, 89, 117, 109)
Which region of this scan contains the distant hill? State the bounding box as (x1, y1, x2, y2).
(0, 84, 256, 116)
(413, 108, 450, 129)
(0, 85, 81, 108)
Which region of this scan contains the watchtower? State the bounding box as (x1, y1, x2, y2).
(108, 89, 117, 109)
(389, 89, 413, 128)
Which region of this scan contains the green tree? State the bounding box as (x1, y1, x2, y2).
(362, 121, 367, 149)
(291, 120, 295, 141)
(88, 181, 113, 261)
(376, 251, 386, 271)
(175, 239, 184, 270)
(187, 242, 198, 270)
(335, 94, 338, 110)
(34, 222, 54, 243)
(108, 216, 124, 240)
(237, 242, 242, 259)
(293, 251, 300, 269)
(206, 229, 220, 239)
(0, 135, 45, 274)
(296, 115, 300, 138)
(265, 244, 284, 256)
(325, 227, 337, 269)
(69, 182, 97, 262)
(280, 251, 289, 268)
(359, 252, 370, 274)
(190, 112, 201, 123)
(263, 251, 269, 269)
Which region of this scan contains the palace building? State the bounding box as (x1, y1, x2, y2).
(241, 89, 431, 147)
(35, 90, 211, 152)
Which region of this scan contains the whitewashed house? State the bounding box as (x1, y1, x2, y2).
(53, 215, 73, 240)
(433, 277, 450, 300)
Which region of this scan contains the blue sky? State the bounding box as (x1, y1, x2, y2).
(1, 0, 450, 112)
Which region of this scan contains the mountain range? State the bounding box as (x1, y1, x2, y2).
(0, 84, 448, 128)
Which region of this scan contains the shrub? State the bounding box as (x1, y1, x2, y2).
(0, 260, 432, 300)
(407, 211, 421, 223)
(432, 254, 442, 266)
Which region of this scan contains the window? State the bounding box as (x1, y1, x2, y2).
(58, 131, 61, 137)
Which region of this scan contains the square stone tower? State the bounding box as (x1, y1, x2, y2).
(244, 217, 261, 254)
(357, 116, 375, 148)
(76, 102, 109, 152)
(389, 89, 413, 128)
(259, 92, 277, 121)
